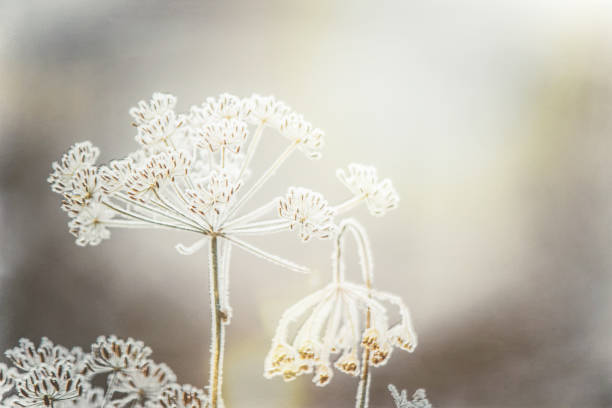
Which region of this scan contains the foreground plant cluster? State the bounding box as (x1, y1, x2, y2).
(0, 337, 430, 408)
(3, 93, 431, 407)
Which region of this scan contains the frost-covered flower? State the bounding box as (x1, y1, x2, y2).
(248, 94, 292, 130)
(129, 93, 177, 128)
(278, 188, 337, 241)
(48, 142, 100, 194)
(388, 385, 432, 408)
(279, 113, 324, 159)
(67, 201, 115, 246)
(158, 384, 210, 408)
(264, 280, 416, 386)
(49, 92, 337, 258)
(64, 167, 102, 208)
(135, 110, 187, 148)
(2, 337, 214, 408)
(202, 93, 252, 122)
(112, 361, 176, 407)
(187, 171, 242, 220)
(265, 221, 416, 386)
(82, 336, 152, 375)
(99, 160, 135, 195)
(13, 362, 84, 407)
(336, 163, 399, 216)
(194, 118, 248, 154)
(5, 338, 81, 373)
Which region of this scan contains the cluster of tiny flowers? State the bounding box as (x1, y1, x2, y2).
(264, 219, 417, 387)
(0, 337, 209, 408)
(48, 93, 398, 274)
(336, 164, 399, 217)
(388, 385, 432, 408)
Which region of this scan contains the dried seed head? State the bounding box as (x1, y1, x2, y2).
(248, 94, 292, 130)
(130, 92, 177, 127)
(195, 118, 248, 154)
(279, 113, 324, 159)
(278, 188, 337, 241)
(83, 336, 152, 375)
(48, 142, 100, 194)
(13, 361, 84, 408)
(336, 163, 399, 216)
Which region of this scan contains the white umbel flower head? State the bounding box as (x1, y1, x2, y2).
(99, 159, 134, 195)
(82, 336, 152, 375)
(195, 118, 249, 154)
(278, 188, 337, 241)
(201, 93, 252, 122)
(279, 113, 324, 159)
(5, 338, 81, 372)
(14, 362, 84, 408)
(248, 94, 292, 130)
(336, 163, 399, 216)
(135, 110, 187, 148)
(67, 201, 115, 246)
(129, 92, 177, 127)
(112, 361, 177, 408)
(48, 142, 100, 194)
(187, 171, 242, 219)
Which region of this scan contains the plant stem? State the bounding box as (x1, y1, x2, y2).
(208, 235, 225, 408)
(355, 308, 372, 408)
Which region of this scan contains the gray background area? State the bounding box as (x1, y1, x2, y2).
(1, 1, 612, 407)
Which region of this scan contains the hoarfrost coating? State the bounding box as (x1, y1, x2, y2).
(44, 92, 419, 408)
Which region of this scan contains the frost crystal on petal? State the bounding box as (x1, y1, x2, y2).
(278, 188, 337, 241)
(48, 142, 100, 194)
(336, 163, 399, 216)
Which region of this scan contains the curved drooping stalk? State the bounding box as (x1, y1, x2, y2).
(333, 219, 375, 408)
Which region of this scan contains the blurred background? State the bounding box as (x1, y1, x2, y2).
(2, 1, 612, 407)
